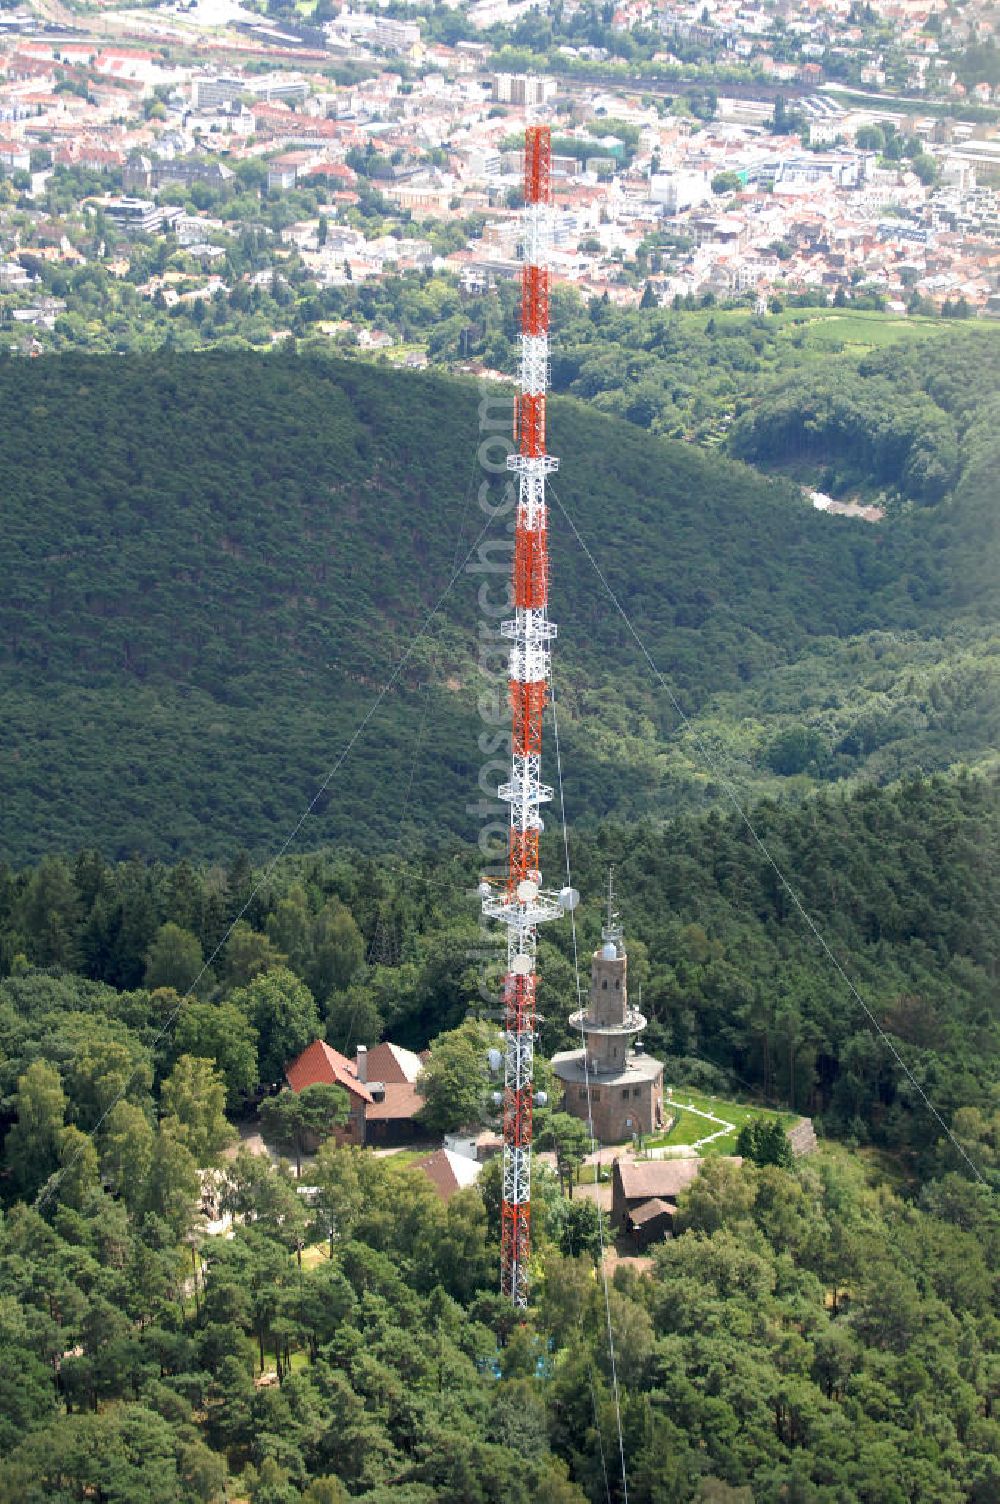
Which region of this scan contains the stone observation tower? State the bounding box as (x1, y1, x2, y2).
(551, 881, 665, 1144)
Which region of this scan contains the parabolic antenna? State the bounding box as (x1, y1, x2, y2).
(517, 878, 539, 903)
(510, 954, 532, 976)
(558, 886, 580, 911)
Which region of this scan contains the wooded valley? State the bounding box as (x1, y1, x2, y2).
(1, 348, 996, 863)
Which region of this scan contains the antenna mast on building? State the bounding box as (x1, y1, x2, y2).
(605, 864, 621, 944)
(481, 123, 572, 1307)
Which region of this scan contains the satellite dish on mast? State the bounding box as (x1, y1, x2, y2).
(558, 886, 580, 911)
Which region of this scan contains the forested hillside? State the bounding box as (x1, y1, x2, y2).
(731, 328, 1000, 506)
(0, 775, 997, 1502)
(299, 277, 990, 457)
(2, 773, 997, 1166)
(1, 348, 997, 863)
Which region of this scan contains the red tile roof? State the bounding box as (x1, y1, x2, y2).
(365, 1041, 423, 1085)
(305, 162, 357, 183)
(285, 1039, 373, 1102)
(413, 1147, 481, 1201)
(95, 48, 157, 61)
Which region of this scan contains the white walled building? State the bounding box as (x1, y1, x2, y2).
(650, 169, 712, 214)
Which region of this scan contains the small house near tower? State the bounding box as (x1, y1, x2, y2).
(283, 1039, 430, 1148)
(550, 909, 664, 1144)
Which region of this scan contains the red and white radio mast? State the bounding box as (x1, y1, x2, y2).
(482, 125, 575, 1307)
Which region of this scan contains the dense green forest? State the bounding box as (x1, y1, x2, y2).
(2, 773, 997, 1161)
(0, 773, 998, 1501)
(2, 1132, 997, 1504)
(730, 328, 1000, 505)
(1, 347, 997, 864)
(306, 278, 995, 471)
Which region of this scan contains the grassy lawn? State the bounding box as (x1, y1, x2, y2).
(789, 311, 944, 351)
(578, 1162, 611, 1185)
(300, 1241, 331, 1270)
(568, 1088, 800, 1162)
(389, 1147, 434, 1169)
(674, 305, 1000, 354)
(382, 342, 429, 363)
(642, 1088, 799, 1158)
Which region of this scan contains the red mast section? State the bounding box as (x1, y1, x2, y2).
(482, 125, 570, 1308)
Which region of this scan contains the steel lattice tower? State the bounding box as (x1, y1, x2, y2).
(481, 125, 567, 1308)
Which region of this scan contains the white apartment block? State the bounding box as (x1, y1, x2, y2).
(491, 72, 557, 106)
(191, 74, 308, 110)
(650, 169, 712, 214)
(373, 17, 421, 53)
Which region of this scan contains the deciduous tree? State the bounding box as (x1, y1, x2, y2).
(173, 999, 259, 1109)
(4, 1059, 66, 1197)
(417, 1019, 499, 1136)
(260, 1084, 349, 1177)
(230, 967, 320, 1087)
(144, 922, 205, 995)
(161, 1055, 234, 1166)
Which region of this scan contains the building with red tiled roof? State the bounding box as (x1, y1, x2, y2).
(0, 138, 29, 172)
(286, 1038, 372, 1099)
(284, 1039, 429, 1147)
(364, 1041, 424, 1085)
(365, 1082, 426, 1143)
(56, 145, 125, 172)
(285, 1039, 372, 1146)
(413, 1146, 483, 1202)
(303, 161, 358, 186)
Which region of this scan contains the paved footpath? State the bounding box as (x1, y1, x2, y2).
(569, 1098, 739, 1177)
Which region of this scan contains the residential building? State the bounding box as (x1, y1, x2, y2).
(414, 1146, 483, 1201)
(285, 1039, 372, 1146)
(10, 296, 66, 328)
(0, 137, 30, 173)
(0, 259, 32, 289)
(100, 197, 183, 238)
(267, 155, 301, 192)
(491, 72, 556, 107)
(359, 1040, 428, 1146)
(650, 169, 712, 214)
(612, 1158, 742, 1250)
(284, 1039, 429, 1147)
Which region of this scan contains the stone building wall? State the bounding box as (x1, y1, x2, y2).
(561, 1069, 664, 1142)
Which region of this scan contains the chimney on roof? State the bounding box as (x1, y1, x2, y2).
(356, 1044, 368, 1083)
